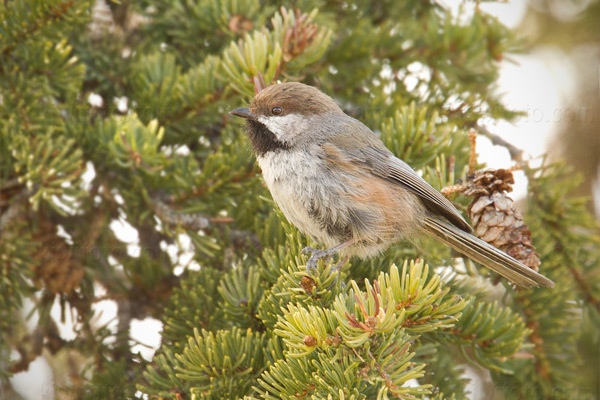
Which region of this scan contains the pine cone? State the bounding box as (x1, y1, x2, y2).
(464, 169, 541, 272)
(33, 219, 84, 294)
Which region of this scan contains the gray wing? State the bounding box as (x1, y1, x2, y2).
(329, 117, 471, 232)
(358, 145, 471, 232)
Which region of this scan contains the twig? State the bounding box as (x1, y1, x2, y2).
(114, 298, 132, 361)
(441, 126, 527, 198)
(568, 266, 600, 314)
(476, 124, 525, 163)
(0, 189, 28, 232)
(468, 129, 477, 176)
(153, 198, 212, 230)
(515, 296, 551, 381)
(0, 177, 22, 191)
(152, 197, 261, 250)
(367, 349, 400, 393)
(440, 182, 468, 197)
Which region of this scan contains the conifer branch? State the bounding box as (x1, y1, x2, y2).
(3, 1, 598, 398)
(1, 0, 77, 57)
(568, 265, 600, 313)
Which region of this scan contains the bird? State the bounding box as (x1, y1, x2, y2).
(230, 82, 554, 289)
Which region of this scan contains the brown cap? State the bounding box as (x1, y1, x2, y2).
(249, 82, 343, 117)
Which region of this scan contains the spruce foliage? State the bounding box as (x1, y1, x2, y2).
(1, 1, 598, 399)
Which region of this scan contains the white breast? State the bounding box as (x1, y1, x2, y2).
(257, 149, 337, 247)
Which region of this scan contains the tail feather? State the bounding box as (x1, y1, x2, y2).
(424, 217, 554, 289)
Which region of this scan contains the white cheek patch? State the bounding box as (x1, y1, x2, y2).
(257, 114, 311, 143)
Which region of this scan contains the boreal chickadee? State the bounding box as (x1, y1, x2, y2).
(230, 82, 554, 289)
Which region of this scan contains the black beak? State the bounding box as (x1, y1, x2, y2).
(230, 107, 256, 120)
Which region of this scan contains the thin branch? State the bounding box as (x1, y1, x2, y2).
(152, 198, 212, 231)
(515, 296, 552, 381)
(476, 124, 525, 163)
(367, 349, 399, 393)
(0, 189, 28, 232)
(568, 265, 600, 314)
(0, 177, 22, 191)
(468, 129, 477, 175)
(152, 197, 260, 250)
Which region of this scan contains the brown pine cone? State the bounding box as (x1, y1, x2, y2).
(463, 169, 541, 272)
(32, 219, 84, 294)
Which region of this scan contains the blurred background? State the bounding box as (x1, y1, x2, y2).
(445, 0, 600, 215)
(4, 0, 600, 399)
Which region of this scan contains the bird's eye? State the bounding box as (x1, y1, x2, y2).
(271, 106, 283, 115)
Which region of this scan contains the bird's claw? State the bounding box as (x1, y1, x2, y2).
(302, 246, 335, 274)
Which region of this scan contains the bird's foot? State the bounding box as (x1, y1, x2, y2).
(302, 246, 338, 274)
(332, 256, 349, 289)
(333, 256, 349, 274)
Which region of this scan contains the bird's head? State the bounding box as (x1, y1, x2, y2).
(230, 82, 343, 154)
